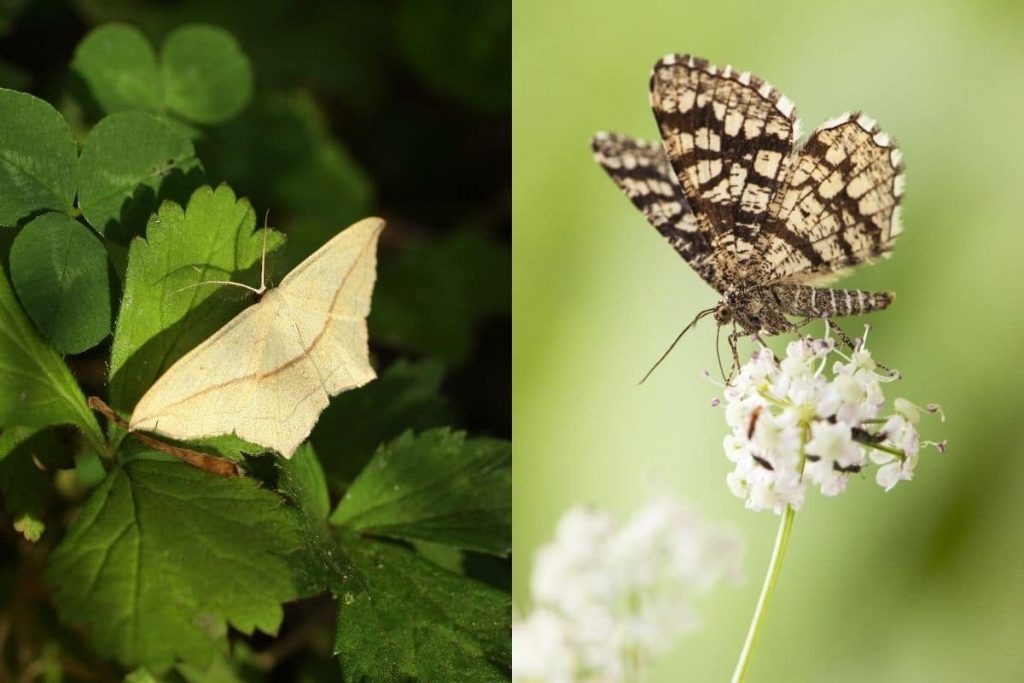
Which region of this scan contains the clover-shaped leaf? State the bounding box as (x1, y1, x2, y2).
(0, 88, 77, 226)
(9, 213, 111, 353)
(161, 25, 253, 124)
(0, 88, 202, 353)
(69, 23, 162, 115)
(78, 110, 202, 239)
(72, 23, 253, 125)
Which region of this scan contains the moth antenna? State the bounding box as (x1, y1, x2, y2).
(260, 210, 271, 292)
(639, 306, 717, 385)
(172, 279, 263, 296)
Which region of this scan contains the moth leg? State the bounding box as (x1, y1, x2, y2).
(715, 322, 727, 382)
(726, 326, 743, 383)
(827, 319, 857, 351)
(827, 319, 898, 378)
(789, 315, 816, 332)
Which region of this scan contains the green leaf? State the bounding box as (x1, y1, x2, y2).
(78, 110, 203, 240)
(0, 88, 77, 226)
(0, 264, 103, 444)
(311, 359, 454, 489)
(71, 23, 162, 115)
(371, 229, 510, 366)
(162, 25, 253, 125)
(331, 429, 511, 556)
(9, 213, 111, 353)
(276, 444, 338, 597)
(396, 0, 510, 112)
(46, 458, 299, 672)
(334, 531, 511, 682)
(278, 444, 330, 524)
(108, 184, 282, 415)
(191, 433, 269, 462)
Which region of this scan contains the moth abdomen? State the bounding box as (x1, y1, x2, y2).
(773, 284, 893, 318)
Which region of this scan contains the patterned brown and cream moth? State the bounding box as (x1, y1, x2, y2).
(591, 53, 903, 372)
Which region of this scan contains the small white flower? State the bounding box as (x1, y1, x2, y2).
(882, 413, 920, 458)
(514, 499, 743, 682)
(512, 609, 575, 683)
(805, 421, 865, 469)
(719, 327, 944, 511)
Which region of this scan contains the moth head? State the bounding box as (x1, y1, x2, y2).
(713, 303, 733, 325)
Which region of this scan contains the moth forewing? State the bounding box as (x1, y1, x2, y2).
(129, 217, 384, 458)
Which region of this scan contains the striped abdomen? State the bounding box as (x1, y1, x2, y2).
(772, 284, 893, 318)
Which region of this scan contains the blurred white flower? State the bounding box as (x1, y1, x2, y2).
(513, 498, 743, 683)
(717, 328, 944, 512)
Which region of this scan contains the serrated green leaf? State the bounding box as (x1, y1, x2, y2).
(334, 530, 511, 682)
(331, 429, 511, 556)
(108, 184, 283, 415)
(371, 229, 510, 366)
(78, 111, 203, 239)
(311, 359, 453, 489)
(162, 25, 253, 125)
(9, 213, 111, 353)
(71, 23, 162, 115)
(0, 88, 77, 226)
(46, 458, 299, 672)
(190, 433, 269, 462)
(276, 444, 338, 598)
(278, 443, 330, 523)
(0, 265, 103, 445)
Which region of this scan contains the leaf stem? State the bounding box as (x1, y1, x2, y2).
(730, 504, 796, 683)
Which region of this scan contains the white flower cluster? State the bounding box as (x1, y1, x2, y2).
(721, 331, 945, 514)
(513, 498, 742, 683)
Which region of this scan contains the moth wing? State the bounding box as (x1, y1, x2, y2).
(590, 132, 719, 287)
(650, 53, 799, 268)
(129, 218, 384, 457)
(756, 113, 903, 284)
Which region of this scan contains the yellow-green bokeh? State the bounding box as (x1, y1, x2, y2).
(514, 1, 1024, 680)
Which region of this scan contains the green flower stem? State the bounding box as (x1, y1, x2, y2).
(730, 504, 796, 683)
(862, 440, 903, 458)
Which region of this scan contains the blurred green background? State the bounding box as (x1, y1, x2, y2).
(514, 0, 1024, 680)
